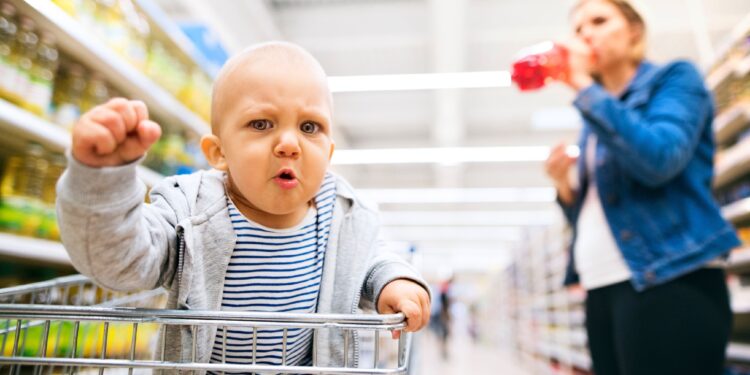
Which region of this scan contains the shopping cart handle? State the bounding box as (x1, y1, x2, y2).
(0, 304, 408, 330)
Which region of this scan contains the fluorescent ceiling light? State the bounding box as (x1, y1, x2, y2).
(331, 145, 580, 165)
(328, 71, 511, 92)
(358, 187, 556, 203)
(379, 210, 560, 226)
(382, 226, 524, 242)
(420, 253, 514, 273)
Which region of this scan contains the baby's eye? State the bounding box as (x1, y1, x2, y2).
(249, 119, 273, 131)
(300, 121, 320, 134)
(592, 16, 607, 26)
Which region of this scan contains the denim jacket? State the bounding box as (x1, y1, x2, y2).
(560, 60, 740, 291)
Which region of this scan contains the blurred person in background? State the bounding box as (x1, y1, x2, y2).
(435, 277, 452, 360)
(544, 1, 739, 374)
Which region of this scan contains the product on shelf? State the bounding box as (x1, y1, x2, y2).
(143, 133, 202, 176)
(51, 61, 86, 129)
(80, 72, 110, 113)
(0, 144, 64, 241)
(145, 39, 188, 98)
(39, 155, 65, 240)
(11, 16, 39, 111)
(0, 153, 23, 233)
(0, 1, 19, 102)
(0, 320, 160, 359)
(713, 19, 750, 374)
(716, 177, 750, 206)
(26, 32, 59, 117)
(738, 227, 750, 246)
(49, 59, 117, 128)
(118, 0, 150, 70)
(49, 0, 211, 120)
(720, 75, 749, 115)
(51, 0, 77, 16)
(711, 33, 750, 117)
(0, 8, 60, 118)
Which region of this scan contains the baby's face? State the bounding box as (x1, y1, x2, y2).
(214, 59, 334, 220)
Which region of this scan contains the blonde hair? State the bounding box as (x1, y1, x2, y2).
(573, 0, 647, 63)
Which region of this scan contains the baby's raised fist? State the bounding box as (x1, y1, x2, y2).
(72, 98, 161, 168)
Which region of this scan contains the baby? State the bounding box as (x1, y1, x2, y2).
(56, 41, 430, 369)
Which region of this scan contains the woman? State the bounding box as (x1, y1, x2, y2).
(545, 1, 740, 374)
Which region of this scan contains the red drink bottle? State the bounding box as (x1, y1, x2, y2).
(511, 42, 569, 91)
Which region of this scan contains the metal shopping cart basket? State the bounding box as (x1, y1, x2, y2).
(0, 275, 412, 374)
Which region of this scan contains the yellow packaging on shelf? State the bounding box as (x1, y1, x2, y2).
(119, 0, 150, 71)
(80, 73, 110, 112)
(0, 145, 64, 240)
(11, 16, 39, 112)
(26, 32, 59, 118)
(0, 2, 21, 103)
(0, 321, 160, 358)
(146, 39, 191, 97)
(179, 68, 211, 122)
(51, 0, 77, 16)
(51, 62, 86, 130)
(738, 227, 750, 246)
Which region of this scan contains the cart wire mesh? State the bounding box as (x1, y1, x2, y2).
(0, 275, 412, 374)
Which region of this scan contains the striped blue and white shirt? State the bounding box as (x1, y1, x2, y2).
(210, 174, 336, 370)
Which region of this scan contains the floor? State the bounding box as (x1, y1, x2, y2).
(414, 330, 530, 375)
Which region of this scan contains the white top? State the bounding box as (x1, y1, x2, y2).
(574, 135, 632, 290)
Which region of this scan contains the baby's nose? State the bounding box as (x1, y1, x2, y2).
(274, 132, 301, 157)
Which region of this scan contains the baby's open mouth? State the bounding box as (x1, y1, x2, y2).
(275, 168, 297, 181)
(273, 169, 299, 190)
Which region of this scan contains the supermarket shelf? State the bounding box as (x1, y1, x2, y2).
(0, 99, 164, 187)
(534, 341, 591, 371)
(134, 0, 217, 78)
(722, 197, 750, 224)
(714, 138, 750, 189)
(727, 342, 750, 363)
(0, 99, 69, 151)
(550, 310, 586, 326)
(715, 102, 750, 145)
(707, 59, 737, 91)
(13, 0, 209, 137)
(711, 13, 750, 68)
(707, 53, 750, 91)
(727, 248, 750, 274)
(0, 232, 71, 267)
(569, 329, 588, 348)
(738, 55, 750, 78)
(733, 294, 750, 314)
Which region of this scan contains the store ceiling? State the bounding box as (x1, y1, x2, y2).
(159, 0, 750, 275)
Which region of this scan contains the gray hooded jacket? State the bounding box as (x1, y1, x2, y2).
(55, 156, 428, 370)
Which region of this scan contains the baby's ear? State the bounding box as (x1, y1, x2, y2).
(328, 140, 335, 161)
(201, 134, 228, 171)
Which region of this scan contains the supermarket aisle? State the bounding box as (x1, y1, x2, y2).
(414, 330, 530, 375)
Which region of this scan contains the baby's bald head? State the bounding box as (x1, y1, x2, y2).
(210, 41, 333, 134)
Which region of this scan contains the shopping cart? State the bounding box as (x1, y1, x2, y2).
(0, 275, 412, 374)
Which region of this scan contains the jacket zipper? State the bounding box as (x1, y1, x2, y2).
(350, 280, 363, 368)
(176, 226, 187, 308)
(174, 226, 188, 366)
(345, 211, 363, 369)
